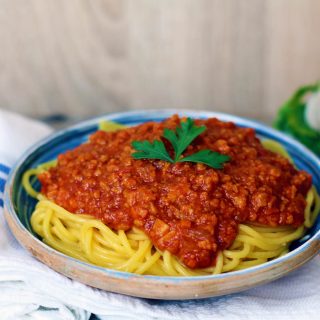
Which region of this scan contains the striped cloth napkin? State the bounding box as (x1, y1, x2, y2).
(0, 110, 90, 320)
(0, 109, 319, 320)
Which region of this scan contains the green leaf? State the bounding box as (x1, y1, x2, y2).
(273, 82, 320, 156)
(131, 140, 173, 163)
(163, 118, 206, 161)
(131, 117, 231, 169)
(178, 149, 230, 169)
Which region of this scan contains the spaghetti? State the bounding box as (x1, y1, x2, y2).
(23, 124, 320, 276)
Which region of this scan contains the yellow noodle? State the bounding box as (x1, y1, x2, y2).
(222, 257, 241, 272)
(135, 252, 161, 275)
(213, 252, 224, 274)
(223, 242, 251, 259)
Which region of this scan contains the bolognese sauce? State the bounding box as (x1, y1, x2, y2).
(38, 115, 312, 269)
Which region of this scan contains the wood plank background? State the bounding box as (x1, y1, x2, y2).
(0, 0, 319, 123)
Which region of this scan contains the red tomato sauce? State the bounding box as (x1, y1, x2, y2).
(38, 116, 312, 269)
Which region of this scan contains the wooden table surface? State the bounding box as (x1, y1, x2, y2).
(0, 0, 319, 123)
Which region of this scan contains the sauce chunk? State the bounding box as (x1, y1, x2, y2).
(38, 116, 311, 268)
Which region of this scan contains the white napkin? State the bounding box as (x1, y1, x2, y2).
(0, 109, 319, 320)
(0, 110, 90, 320)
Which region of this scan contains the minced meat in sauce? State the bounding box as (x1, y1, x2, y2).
(38, 116, 312, 269)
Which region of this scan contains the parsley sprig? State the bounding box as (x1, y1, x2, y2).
(131, 118, 230, 169)
(131, 140, 174, 163)
(163, 118, 206, 162)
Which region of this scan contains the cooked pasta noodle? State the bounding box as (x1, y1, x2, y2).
(23, 133, 320, 276)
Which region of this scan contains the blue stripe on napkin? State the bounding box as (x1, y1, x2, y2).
(0, 178, 5, 193)
(0, 163, 10, 208)
(0, 163, 10, 174)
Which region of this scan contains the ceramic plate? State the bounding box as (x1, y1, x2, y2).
(4, 110, 320, 300)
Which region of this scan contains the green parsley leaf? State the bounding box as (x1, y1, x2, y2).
(178, 149, 230, 169)
(163, 118, 206, 161)
(132, 140, 173, 163)
(131, 117, 231, 169)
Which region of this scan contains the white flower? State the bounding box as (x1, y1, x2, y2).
(305, 91, 320, 131)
